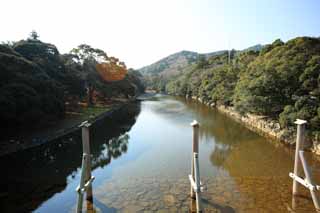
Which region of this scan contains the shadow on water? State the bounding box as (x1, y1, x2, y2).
(93, 197, 117, 213)
(188, 197, 235, 213)
(0, 102, 141, 213)
(200, 198, 235, 213)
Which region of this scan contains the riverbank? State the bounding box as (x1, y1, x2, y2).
(187, 96, 320, 156)
(4, 93, 316, 213)
(0, 99, 135, 157)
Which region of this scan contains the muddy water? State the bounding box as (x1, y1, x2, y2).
(1, 95, 320, 212)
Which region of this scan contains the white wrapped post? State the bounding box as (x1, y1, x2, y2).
(190, 120, 199, 199)
(292, 119, 306, 195)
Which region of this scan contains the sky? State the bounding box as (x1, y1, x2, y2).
(1, 0, 319, 68)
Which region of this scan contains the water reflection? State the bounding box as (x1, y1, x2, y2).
(0, 102, 141, 213)
(179, 97, 320, 212)
(2, 96, 320, 212)
(91, 134, 129, 170)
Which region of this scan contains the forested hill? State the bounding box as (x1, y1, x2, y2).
(138, 44, 263, 77)
(0, 33, 145, 130)
(239, 44, 263, 53)
(138, 50, 227, 77)
(140, 45, 262, 90)
(144, 36, 320, 138)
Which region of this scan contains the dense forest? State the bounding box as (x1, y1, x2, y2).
(0, 31, 144, 131)
(144, 37, 320, 139)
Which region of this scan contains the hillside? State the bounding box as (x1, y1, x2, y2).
(239, 44, 263, 53)
(146, 36, 320, 143)
(138, 44, 263, 78)
(138, 50, 227, 77)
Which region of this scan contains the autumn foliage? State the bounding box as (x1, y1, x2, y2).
(96, 57, 127, 82)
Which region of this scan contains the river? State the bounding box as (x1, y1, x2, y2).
(1, 95, 319, 212)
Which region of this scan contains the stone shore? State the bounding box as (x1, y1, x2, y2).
(187, 95, 320, 156)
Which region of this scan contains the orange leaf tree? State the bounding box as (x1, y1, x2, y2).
(70, 44, 129, 105)
(96, 57, 127, 82)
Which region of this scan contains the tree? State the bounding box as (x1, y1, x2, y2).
(1, 40, 16, 47)
(70, 44, 141, 105)
(233, 37, 320, 117)
(228, 49, 236, 64)
(29, 30, 39, 40)
(70, 45, 108, 105)
(0, 44, 65, 129)
(210, 65, 239, 105)
(196, 55, 208, 69)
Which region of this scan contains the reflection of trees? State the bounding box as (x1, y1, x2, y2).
(179, 98, 293, 175)
(0, 102, 140, 212)
(179, 97, 259, 167)
(210, 144, 232, 168)
(177, 98, 290, 171)
(178, 97, 299, 210)
(92, 134, 129, 169)
(213, 136, 293, 177)
(178, 97, 258, 146)
(107, 134, 129, 159)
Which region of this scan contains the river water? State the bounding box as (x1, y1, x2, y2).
(1, 95, 320, 212)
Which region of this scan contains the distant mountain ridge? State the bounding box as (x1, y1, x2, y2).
(138, 44, 262, 76)
(240, 44, 264, 53)
(138, 50, 229, 77)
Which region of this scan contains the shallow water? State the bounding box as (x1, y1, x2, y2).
(1, 95, 320, 212)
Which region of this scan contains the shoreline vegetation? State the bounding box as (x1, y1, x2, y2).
(189, 96, 297, 145)
(0, 98, 138, 157)
(0, 32, 145, 156)
(142, 36, 320, 156)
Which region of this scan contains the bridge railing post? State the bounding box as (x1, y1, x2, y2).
(189, 120, 203, 213)
(299, 151, 320, 210)
(194, 153, 202, 212)
(76, 121, 95, 213)
(292, 119, 306, 195)
(76, 153, 87, 213)
(289, 119, 320, 211)
(81, 121, 93, 201)
(190, 120, 199, 199)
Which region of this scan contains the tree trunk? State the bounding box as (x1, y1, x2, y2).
(87, 86, 94, 107)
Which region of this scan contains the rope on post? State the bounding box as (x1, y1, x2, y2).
(76, 121, 95, 213)
(189, 120, 205, 213)
(289, 119, 320, 211)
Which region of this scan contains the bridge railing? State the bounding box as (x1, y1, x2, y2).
(76, 121, 95, 213)
(189, 120, 206, 213)
(289, 119, 320, 211)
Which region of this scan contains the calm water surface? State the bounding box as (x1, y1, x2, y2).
(1, 95, 320, 212)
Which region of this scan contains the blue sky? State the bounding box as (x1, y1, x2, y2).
(0, 0, 319, 68)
